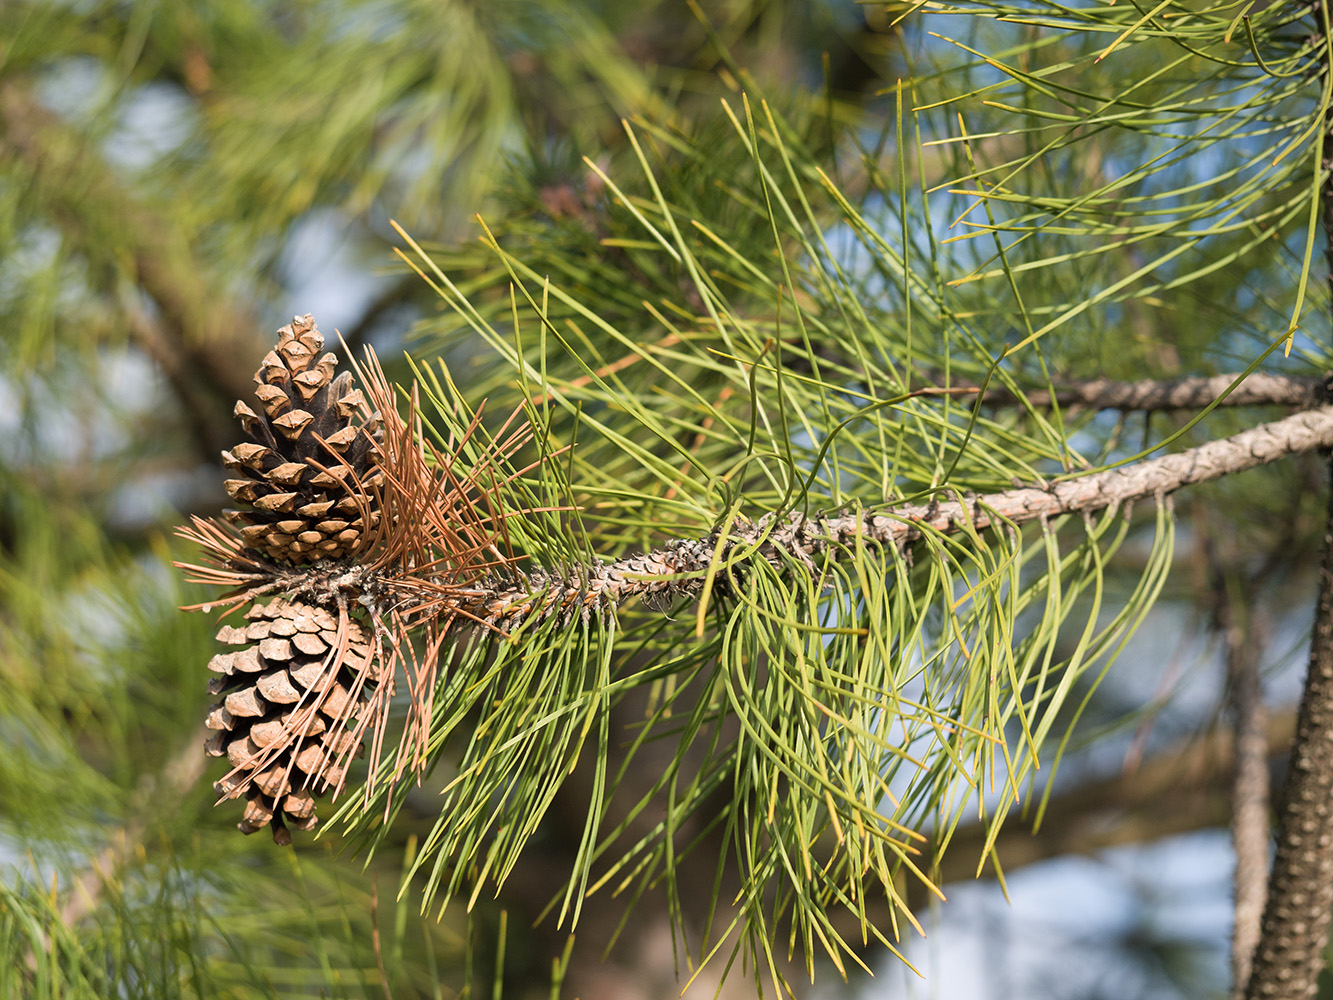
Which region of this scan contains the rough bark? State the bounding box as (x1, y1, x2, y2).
(1244, 479, 1333, 999)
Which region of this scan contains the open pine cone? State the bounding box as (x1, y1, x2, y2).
(222, 314, 383, 564)
(205, 598, 376, 845)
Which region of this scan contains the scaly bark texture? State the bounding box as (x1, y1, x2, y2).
(1244, 480, 1333, 999)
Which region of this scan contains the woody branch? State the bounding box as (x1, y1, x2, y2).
(454, 404, 1333, 629)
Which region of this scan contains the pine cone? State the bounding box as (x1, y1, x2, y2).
(204, 597, 377, 844)
(222, 314, 383, 564)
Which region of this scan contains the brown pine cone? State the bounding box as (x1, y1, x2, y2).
(221, 314, 383, 564)
(204, 597, 377, 844)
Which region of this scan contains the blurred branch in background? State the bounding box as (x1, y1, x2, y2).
(1218, 578, 1270, 999)
(0, 79, 262, 455)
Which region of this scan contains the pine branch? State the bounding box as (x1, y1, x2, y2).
(447, 404, 1333, 630)
(180, 317, 1333, 982)
(978, 373, 1325, 413)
